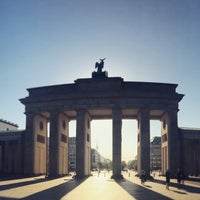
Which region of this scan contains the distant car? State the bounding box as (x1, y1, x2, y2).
(92, 168, 99, 171)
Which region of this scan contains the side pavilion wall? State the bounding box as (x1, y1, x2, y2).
(20, 76, 184, 178)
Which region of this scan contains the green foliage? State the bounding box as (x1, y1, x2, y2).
(121, 161, 127, 170)
(127, 160, 137, 170)
(91, 162, 98, 170)
(91, 160, 112, 170)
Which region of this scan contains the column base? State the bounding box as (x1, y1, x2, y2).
(75, 174, 92, 180)
(47, 173, 68, 179)
(74, 175, 86, 180)
(111, 174, 124, 180)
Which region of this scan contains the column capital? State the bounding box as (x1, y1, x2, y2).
(49, 109, 60, 115)
(137, 108, 150, 118)
(112, 107, 122, 117)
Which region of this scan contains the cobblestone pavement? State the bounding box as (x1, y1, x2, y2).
(0, 171, 199, 200)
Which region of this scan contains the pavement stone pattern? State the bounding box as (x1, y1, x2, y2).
(0, 171, 199, 200)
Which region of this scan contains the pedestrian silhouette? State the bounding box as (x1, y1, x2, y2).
(176, 168, 181, 187)
(140, 170, 146, 184)
(165, 169, 171, 190)
(181, 170, 185, 185)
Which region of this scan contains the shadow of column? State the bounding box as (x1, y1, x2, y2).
(116, 179, 172, 200)
(0, 177, 87, 200)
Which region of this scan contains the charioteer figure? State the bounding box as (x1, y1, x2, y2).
(95, 58, 105, 73)
(92, 58, 108, 78)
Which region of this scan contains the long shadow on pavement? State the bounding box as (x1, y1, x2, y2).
(116, 179, 172, 200)
(0, 177, 86, 200)
(22, 178, 86, 200)
(153, 178, 200, 194)
(0, 177, 49, 191)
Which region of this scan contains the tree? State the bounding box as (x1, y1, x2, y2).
(91, 162, 98, 170)
(127, 160, 137, 170)
(121, 161, 127, 170)
(91, 160, 112, 171)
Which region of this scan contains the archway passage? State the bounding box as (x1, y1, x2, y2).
(20, 75, 184, 178)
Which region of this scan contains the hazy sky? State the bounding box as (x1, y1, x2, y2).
(1, 0, 200, 161)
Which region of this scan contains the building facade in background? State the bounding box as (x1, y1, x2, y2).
(0, 119, 18, 132)
(150, 136, 161, 171)
(179, 128, 200, 176)
(68, 137, 110, 172)
(0, 119, 24, 175)
(68, 137, 76, 171)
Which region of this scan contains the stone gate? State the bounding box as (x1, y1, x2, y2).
(20, 69, 184, 178)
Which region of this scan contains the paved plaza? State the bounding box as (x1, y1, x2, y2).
(0, 171, 199, 200)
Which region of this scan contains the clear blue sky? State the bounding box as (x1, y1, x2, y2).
(1, 0, 200, 161)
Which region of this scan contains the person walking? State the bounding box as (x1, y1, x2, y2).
(140, 170, 146, 184)
(165, 169, 171, 190)
(181, 170, 185, 185)
(176, 168, 182, 188)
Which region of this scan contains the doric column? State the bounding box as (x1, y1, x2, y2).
(58, 113, 69, 175)
(112, 108, 123, 179)
(49, 111, 60, 177)
(181, 135, 188, 176)
(161, 115, 168, 175)
(137, 109, 150, 177)
(24, 113, 35, 175)
(49, 111, 69, 177)
(4, 141, 9, 174)
(161, 109, 180, 176)
(16, 139, 22, 174)
(167, 109, 180, 176)
(76, 109, 91, 178)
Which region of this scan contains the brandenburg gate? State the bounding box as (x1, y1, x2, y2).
(20, 61, 184, 178)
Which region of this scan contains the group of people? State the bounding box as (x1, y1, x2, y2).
(140, 169, 185, 189)
(165, 168, 185, 190)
